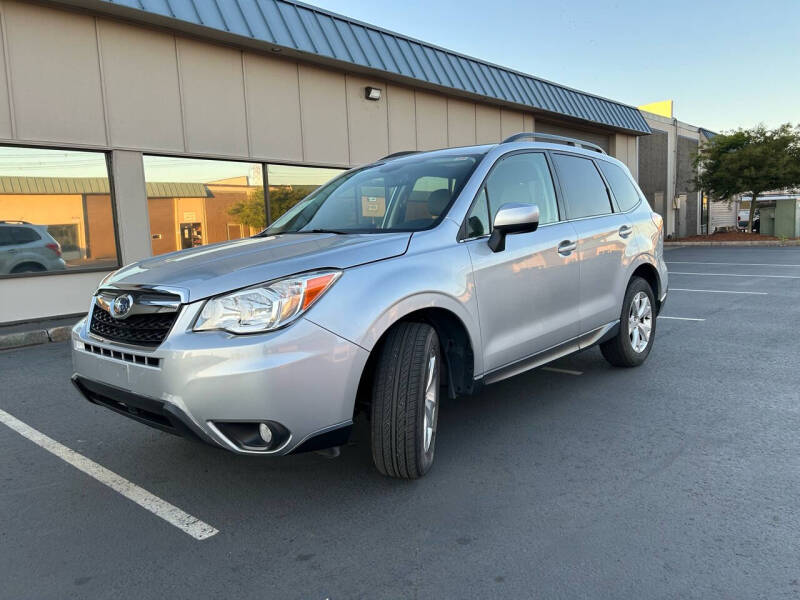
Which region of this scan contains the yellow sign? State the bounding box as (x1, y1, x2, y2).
(638, 100, 673, 118)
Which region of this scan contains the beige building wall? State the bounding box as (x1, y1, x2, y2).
(536, 121, 611, 152)
(641, 112, 702, 236)
(609, 133, 639, 180)
(0, 0, 641, 323)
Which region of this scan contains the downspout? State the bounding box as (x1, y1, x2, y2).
(672, 118, 679, 237)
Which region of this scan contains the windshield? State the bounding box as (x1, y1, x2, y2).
(263, 152, 484, 234)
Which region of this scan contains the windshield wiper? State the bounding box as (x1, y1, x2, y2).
(306, 228, 352, 234)
(253, 228, 351, 237)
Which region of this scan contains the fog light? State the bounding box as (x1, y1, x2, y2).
(259, 423, 273, 444)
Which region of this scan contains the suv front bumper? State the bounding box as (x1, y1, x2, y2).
(70, 305, 369, 455)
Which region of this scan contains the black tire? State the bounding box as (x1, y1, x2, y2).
(600, 276, 656, 368)
(371, 321, 441, 479)
(11, 262, 45, 274)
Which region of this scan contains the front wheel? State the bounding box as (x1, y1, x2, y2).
(371, 322, 440, 479)
(600, 276, 656, 368)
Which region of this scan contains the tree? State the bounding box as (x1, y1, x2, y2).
(694, 123, 800, 233)
(228, 185, 321, 230)
(228, 188, 266, 230)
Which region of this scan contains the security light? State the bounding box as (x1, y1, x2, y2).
(365, 86, 382, 101)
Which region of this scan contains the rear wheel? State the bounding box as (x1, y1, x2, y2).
(600, 276, 656, 368)
(11, 262, 45, 274)
(371, 321, 440, 479)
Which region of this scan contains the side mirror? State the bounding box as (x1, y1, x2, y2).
(488, 202, 539, 252)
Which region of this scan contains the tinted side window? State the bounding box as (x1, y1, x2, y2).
(0, 228, 12, 246)
(464, 187, 490, 238)
(597, 161, 641, 212)
(11, 226, 40, 243)
(552, 154, 612, 219)
(485, 153, 559, 225)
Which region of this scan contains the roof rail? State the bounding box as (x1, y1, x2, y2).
(0, 220, 31, 224)
(502, 132, 606, 154)
(380, 150, 421, 161)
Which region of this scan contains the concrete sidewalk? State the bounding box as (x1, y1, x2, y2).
(666, 240, 800, 246)
(0, 315, 82, 350)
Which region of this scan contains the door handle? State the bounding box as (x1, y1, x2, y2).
(557, 240, 577, 256)
(619, 224, 633, 238)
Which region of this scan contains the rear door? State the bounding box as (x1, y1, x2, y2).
(551, 153, 631, 335)
(463, 151, 580, 373)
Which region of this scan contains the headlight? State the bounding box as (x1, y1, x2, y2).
(193, 270, 342, 334)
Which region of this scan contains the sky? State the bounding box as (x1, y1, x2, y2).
(0, 1, 795, 182)
(0, 148, 343, 184)
(309, 0, 799, 133)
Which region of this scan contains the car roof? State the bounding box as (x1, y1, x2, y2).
(373, 139, 626, 170)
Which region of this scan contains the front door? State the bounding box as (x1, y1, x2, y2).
(180, 222, 202, 250)
(463, 152, 581, 373)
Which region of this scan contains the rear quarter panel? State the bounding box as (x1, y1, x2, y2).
(626, 201, 667, 299)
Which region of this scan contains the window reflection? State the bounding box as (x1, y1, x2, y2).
(143, 156, 265, 256)
(266, 164, 345, 222)
(0, 146, 118, 276)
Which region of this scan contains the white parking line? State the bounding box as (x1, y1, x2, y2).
(0, 408, 219, 541)
(542, 366, 583, 376)
(658, 316, 705, 321)
(670, 288, 768, 295)
(670, 272, 800, 279)
(668, 261, 800, 268)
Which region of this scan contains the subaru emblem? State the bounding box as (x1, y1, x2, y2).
(110, 294, 134, 320)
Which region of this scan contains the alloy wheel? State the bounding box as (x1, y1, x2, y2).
(423, 353, 438, 453)
(628, 291, 652, 353)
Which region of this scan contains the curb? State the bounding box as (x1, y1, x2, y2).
(0, 325, 73, 350)
(665, 240, 800, 247)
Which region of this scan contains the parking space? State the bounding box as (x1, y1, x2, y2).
(2, 246, 799, 600)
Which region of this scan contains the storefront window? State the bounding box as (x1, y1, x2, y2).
(266, 164, 346, 222)
(143, 156, 265, 256)
(0, 146, 118, 277)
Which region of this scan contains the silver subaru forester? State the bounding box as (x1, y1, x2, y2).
(71, 134, 667, 479)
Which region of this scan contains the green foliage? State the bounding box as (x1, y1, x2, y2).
(694, 123, 800, 232)
(694, 123, 800, 200)
(228, 188, 267, 229)
(227, 185, 320, 229)
(268, 185, 319, 221)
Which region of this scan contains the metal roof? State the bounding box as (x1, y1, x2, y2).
(0, 177, 211, 197)
(699, 128, 718, 140)
(86, 0, 651, 135)
(146, 182, 213, 198)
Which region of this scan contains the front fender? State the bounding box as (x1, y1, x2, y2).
(304, 233, 484, 377)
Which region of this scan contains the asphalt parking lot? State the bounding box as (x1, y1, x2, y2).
(1, 245, 799, 599)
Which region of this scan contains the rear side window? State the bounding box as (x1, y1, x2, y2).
(0, 227, 12, 246)
(597, 161, 641, 212)
(10, 226, 40, 243)
(552, 154, 612, 219)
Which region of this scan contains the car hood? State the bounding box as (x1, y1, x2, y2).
(103, 232, 411, 302)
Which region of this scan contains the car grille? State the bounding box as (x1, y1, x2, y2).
(82, 342, 160, 367)
(89, 301, 180, 347)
